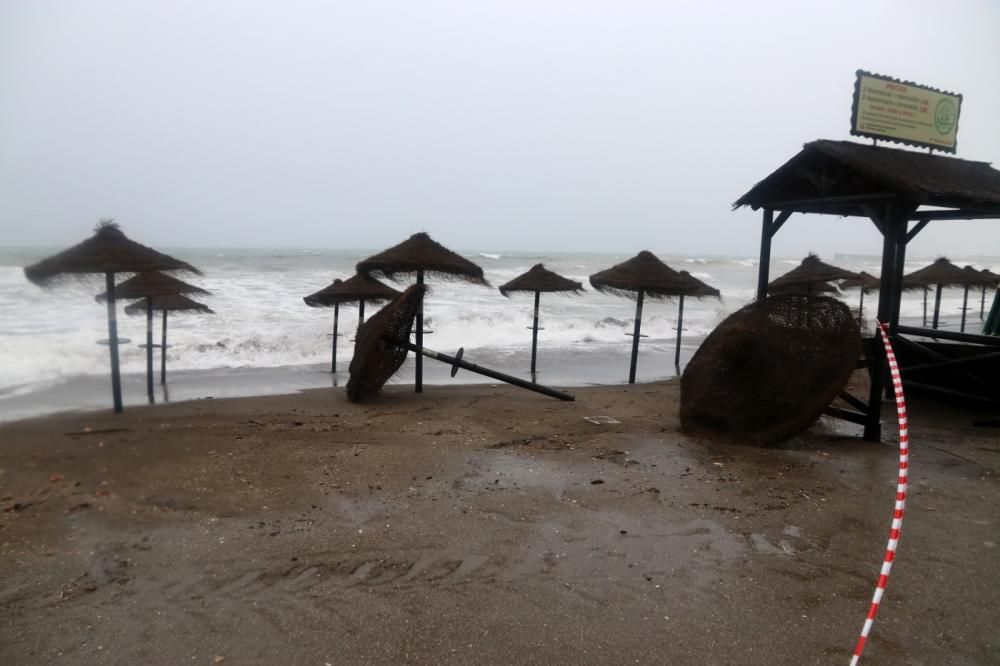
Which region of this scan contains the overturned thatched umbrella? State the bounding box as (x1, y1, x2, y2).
(303, 273, 401, 374)
(498, 264, 583, 375)
(838, 270, 880, 325)
(97, 271, 210, 400)
(589, 251, 690, 384)
(672, 271, 721, 370)
(347, 285, 572, 403)
(23, 220, 200, 413)
(903, 257, 984, 330)
(767, 254, 861, 295)
(125, 294, 214, 386)
(356, 232, 488, 393)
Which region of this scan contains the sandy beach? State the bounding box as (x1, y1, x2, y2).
(1, 381, 997, 665)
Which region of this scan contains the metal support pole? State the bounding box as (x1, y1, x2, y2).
(674, 294, 685, 371)
(628, 289, 645, 384)
(331, 302, 339, 374)
(160, 310, 168, 384)
(388, 338, 574, 401)
(415, 270, 424, 393)
(358, 299, 366, 328)
(757, 209, 773, 301)
(105, 272, 123, 414)
(982, 286, 988, 320)
(932, 283, 943, 329)
(530, 290, 540, 374)
(858, 289, 865, 327)
(922, 288, 928, 327)
(960, 285, 969, 332)
(146, 299, 155, 404)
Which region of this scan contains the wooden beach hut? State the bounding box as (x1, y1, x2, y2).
(23, 220, 200, 413)
(735, 140, 1000, 439)
(498, 264, 583, 376)
(357, 233, 488, 393)
(303, 273, 401, 374)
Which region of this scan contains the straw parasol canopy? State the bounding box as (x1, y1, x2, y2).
(839, 271, 880, 292)
(769, 281, 839, 296)
(125, 294, 215, 315)
(676, 270, 721, 298)
(498, 264, 583, 296)
(24, 220, 200, 286)
(356, 232, 488, 285)
(902, 257, 981, 289)
(767, 254, 860, 294)
(22, 220, 200, 414)
(96, 271, 209, 302)
(589, 251, 687, 300)
(347, 285, 425, 402)
(303, 273, 402, 307)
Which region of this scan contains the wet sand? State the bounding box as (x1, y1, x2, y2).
(1, 381, 998, 664)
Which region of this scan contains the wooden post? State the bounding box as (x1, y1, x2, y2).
(932, 283, 943, 329)
(757, 209, 773, 301)
(628, 289, 644, 384)
(922, 288, 929, 326)
(358, 299, 366, 328)
(331, 302, 339, 374)
(415, 270, 424, 393)
(858, 289, 865, 326)
(674, 294, 685, 371)
(865, 207, 897, 441)
(530, 290, 540, 374)
(960, 285, 970, 332)
(145, 299, 154, 404)
(982, 286, 989, 320)
(160, 309, 168, 384)
(105, 272, 123, 414)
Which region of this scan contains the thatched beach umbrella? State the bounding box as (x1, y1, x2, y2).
(125, 294, 214, 386)
(97, 271, 210, 399)
(23, 220, 199, 413)
(672, 271, 721, 370)
(902, 257, 983, 330)
(303, 273, 402, 374)
(356, 232, 488, 393)
(839, 270, 880, 324)
(589, 251, 690, 384)
(767, 254, 861, 295)
(498, 264, 583, 375)
(769, 281, 839, 296)
(967, 266, 1000, 322)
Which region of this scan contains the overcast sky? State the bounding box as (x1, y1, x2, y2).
(2, 1, 998, 257)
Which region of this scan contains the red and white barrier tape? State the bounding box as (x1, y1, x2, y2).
(849, 321, 909, 665)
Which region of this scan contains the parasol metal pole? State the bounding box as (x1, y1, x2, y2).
(922, 287, 928, 327)
(146, 299, 155, 404)
(982, 285, 988, 320)
(674, 294, 685, 371)
(358, 299, 365, 328)
(386, 337, 574, 402)
(960, 285, 970, 332)
(628, 289, 644, 384)
(331, 302, 340, 374)
(160, 309, 168, 384)
(105, 272, 123, 414)
(932, 283, 943, 329)
(530, 290, 540, 375)
(858, 289, 865, 327)
(415, 270, 424, 393)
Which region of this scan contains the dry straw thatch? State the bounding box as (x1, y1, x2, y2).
(588, 251, 688, 300)
(303, 273, 402, 308)
(125, 294, 215, 315)
(498, 264, 583, 296)
(96, 271, 209, 302)
(903, 257, 985, 289)
(839, 271, 881, 292)
(356, 232, 488, 285)
(681, 294, 860, 446)
(768, 254, 860, 294)
(769, 280, 839, 296)
(347, 285, 424, 402)
(24, 220, 199, 286)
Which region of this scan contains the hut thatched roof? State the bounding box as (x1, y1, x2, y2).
(902, 257, 985, 289)
(304, 273, 403, 308)
(676, 270, 721, 298)
(356, 232, 488, 285)
(588, 251, 689, 301)
(769, 281, 839, 296)
(24, 220, 200, 286)
(768, 254, 860, 292)
(96, 271, 209, 302)
(498, 264, 583, 297)
(839, 270, 880, 292)
(125, 294, 215, 315)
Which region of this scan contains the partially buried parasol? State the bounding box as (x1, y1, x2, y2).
(498, 264, 583, 376)
(589, 251, 693, 383)
(23, 220, 200, 413)
(356, 232, 488, 393)
(97, 271, 209, 401)
(124, 293, 213, 388)
(902, 257, 986, 331)
(303, 273, 401, 374)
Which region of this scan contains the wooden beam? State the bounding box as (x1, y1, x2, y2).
(765, 193, 897, 209)
(907, 209, 1000, 221)
(824, 407, 869, 425)
(769, 210, 793, 237)
(896, 325, 1000, 348)
(837, 390, 870, 413)
(906, 219, 930, 243)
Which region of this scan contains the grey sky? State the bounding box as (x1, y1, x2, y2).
(2, 1, 999, 257)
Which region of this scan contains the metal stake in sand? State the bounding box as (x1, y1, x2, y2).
(849, 320, 909, 665)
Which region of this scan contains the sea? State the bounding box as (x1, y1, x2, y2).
(1, 247, 998, 421)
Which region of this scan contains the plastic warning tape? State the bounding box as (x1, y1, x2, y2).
(849, 321, 909, 665)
